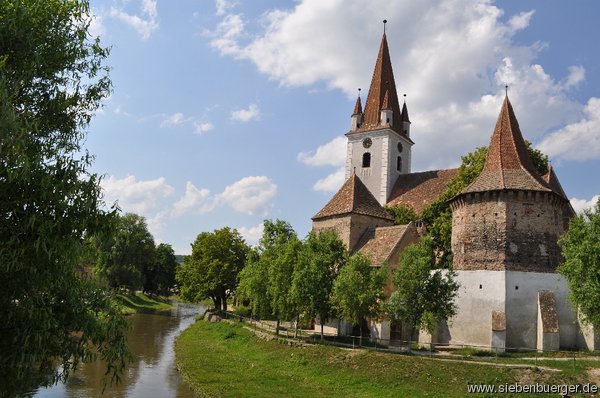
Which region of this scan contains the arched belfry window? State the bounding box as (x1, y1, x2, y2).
(362, 152, 371, 168)
(397, 156, 402, 172)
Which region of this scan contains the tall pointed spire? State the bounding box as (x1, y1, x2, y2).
(353, 89, 363, 115)
(401, 94, 410, 123)
(382, 89, 391, 110)
(361, 29, 403, 135)
(462, 96, 552, 194)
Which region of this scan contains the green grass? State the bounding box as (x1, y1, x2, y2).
(115, 292, 173, 315)
(175, 320, 594, 397)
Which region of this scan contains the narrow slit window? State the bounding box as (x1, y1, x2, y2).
(397, 156, 402, 172)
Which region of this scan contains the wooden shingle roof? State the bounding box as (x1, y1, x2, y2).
(461, 97, 552, 194)
(312, 173, 393, 221)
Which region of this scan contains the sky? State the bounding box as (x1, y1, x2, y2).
(85, 0, 600, 254)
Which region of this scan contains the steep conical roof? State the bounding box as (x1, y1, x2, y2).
(352, 94, 363, 115)
(461, 96, 552, 194)
(361, 33, 403, 135)
(401, 100, 410, 123)
(542, 165, 568, 200)
(312, 173, 393, 220)
(382, 89, 391, 110)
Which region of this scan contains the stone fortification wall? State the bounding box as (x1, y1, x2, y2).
(451, 191, 507, 271)
(451, 190, 566, 272)
(312, 214, 393, 252)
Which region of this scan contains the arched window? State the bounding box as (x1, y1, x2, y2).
(362, 152, 371, 168)
(397, 156, 402, 172)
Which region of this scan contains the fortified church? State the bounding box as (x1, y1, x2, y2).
(312, 27, 598, 351)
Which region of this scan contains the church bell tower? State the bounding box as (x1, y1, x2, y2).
(345, 21, 413, 205)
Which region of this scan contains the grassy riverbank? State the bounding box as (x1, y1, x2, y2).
(115, 292, 173, 315)
(175, 320, 594, 397)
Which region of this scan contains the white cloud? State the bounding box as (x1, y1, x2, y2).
(313, 167, 346, 193)
(230, 103, 260, 122)
(298, 136, 346, 167)
(209, 0, 592, 174)
(210, 14, 245, 56)
(102, 175, 174, 213)
(537, 98, 600, 161)
(570, 195, 600, 214)
(237, 223, 264, 246)
(194, 121, 214, 134)
(203, 176, 277, 215)
(147, 210, 169, 236)
(88, 12, 106, 37)
(215, 0, 235, 16)
(563, 65, 585, 89)
(110, 0, 159, 40)
(160, 112, 188, 127)
(160, 112, 214, 134)
(171, 181, 210, 217)
(508, 10, 534, 31)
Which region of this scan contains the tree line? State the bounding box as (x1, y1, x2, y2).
(89, 213, 178, 296)
(2, 0, 598, 396)
(175, 219, 459, 341)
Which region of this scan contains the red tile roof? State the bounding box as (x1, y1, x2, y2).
(387, 169, 459, 214)
(543, 165, 576, 218)
(356, 225, 411, 266)
(542, 165, 567, 200)
(382, 89, 391, 110)
(461, 97, 552, 194)
(312, 173, 393, 221)
(360, 33, 405, 136)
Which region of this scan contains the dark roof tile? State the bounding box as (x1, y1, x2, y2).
(313, 173, 393, 220)
(387, 169, 458, 214)
(357, 225, 411, 265)
(462, 97, 552, 194)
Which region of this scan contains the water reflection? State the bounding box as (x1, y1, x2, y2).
(34, 303, 202, 398)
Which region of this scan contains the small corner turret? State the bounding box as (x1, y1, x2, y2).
(351, 88, 363, 131)
(401, 94, 410, 137)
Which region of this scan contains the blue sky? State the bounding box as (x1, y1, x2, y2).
(86, 0, 600, 254)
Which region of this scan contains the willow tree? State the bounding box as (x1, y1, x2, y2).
(0, 0, 128, 395)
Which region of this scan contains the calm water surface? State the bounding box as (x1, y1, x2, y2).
(33, 303, 203, 398)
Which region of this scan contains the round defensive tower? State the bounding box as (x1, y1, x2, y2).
(446, 96, 575, 350)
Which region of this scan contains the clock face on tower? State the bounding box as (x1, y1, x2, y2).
(363, 138, 372, 148)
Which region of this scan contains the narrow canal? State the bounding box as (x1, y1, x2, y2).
(33, 303, 203, 398)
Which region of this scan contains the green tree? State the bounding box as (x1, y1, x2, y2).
(176, 227, 249, 311)
(95, 213, 156, 292)
(421, 142, 549, 267)
(558, 199, 600, 326)
(262, 220, 299, 333)
(292, 230, 346, 340)
(237, 248, 272, 318)
(0, 0, 128, 394)
(386, 204, 418, 225)
(150, 243, 178, 295)
(385, 236, 459, 336)
(331, 253, 386, 345)
(237, 220, 301, 334)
